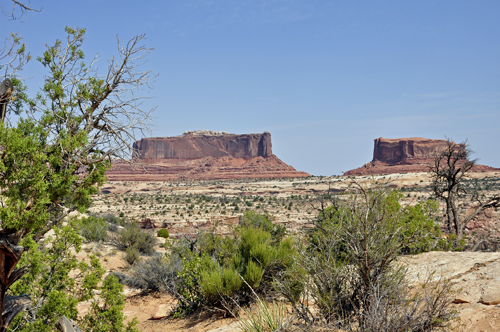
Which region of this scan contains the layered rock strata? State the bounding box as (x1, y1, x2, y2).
(345, 137, 499, 176)
(107, 131, 309, 181)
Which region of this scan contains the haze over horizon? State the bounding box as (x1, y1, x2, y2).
(6, 1, 500, 176)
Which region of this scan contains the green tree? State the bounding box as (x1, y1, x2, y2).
(276, 183, 457, 330)
(0, 26, 154, 330)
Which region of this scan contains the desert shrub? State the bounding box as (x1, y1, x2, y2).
(239, 210, 286, 243)
(157, 228, 170, 239)
(90, 212, 126, 226)
(313, 192, 444, 257)
(115, 254, 182, 293)
(170, 213, 297, 316)
(275, 183, 458, 330)
(237, 298, 291, 332)
(111, 222, 157, 255)
(124, 247, 141, 265)
(79, 216, 108, 243)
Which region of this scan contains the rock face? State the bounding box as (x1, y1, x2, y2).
(345, 137, 499, 176)
(107, 131, 309, 181)
(372, 137, 448, 164)
(133, 131, 272, 160)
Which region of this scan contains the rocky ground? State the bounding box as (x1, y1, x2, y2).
(83, 171, 500, 331)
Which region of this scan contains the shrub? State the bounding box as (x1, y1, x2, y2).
(124, 247, 141, 265)
(111, 222, 157, 255)
(78, 274, 139, 332)
(114, 254, 182, 293)
(79, 216, 108, 243)
(172, 212, 297, 316)
(157, 228, 169, 239)
(239, 210, 286, 243)
(275, 183, 458, 330)
(90, 212, 126, 226)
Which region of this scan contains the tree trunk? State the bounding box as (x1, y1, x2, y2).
(0, 234, 29, 331)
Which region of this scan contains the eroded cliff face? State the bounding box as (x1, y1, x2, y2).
(107, 131, 308, 181)
(345, 137, 499, 176)
(372, 137, 449, 164)
(133, 131, 272, 160)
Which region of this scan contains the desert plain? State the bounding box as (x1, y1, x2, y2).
(80, 171, 500, 331)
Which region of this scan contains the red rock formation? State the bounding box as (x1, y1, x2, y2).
(133, 131, 272, 160)
(345, 137, 499, 176)
(107, 131, 309, 181)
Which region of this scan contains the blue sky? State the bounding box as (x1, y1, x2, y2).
(4, 1, 500, 175)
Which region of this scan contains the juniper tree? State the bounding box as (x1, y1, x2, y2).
(0, 26, 154, 331)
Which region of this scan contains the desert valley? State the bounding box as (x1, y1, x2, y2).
(2, 4, 500, 331)
(75, 132, 500, 331)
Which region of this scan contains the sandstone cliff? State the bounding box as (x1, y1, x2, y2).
(133, 131, 272, 160)
(345, 137, 499, 176)
(107, 131, 309, 181)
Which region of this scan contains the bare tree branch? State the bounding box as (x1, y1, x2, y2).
(430, 138, 500, 238)
(2, 0, 42, 21)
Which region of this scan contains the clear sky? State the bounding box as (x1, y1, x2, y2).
(3, 1, 500, 175)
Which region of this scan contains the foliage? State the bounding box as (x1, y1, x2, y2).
(276, 183, 458, 330)
(237, 299, 291, 332)
(125, 247, 141, 265)
(91, 212, 126, 226)
(0, 24, 154, 330)
(171, 212, 296, 316)
(79, 215, 109, 243)
(78, 275, 139, 332)
(239, 210, 286, 243)
(157, 228, 170, 239)
(115, 253, 182, 293)
(111, 222, 157, 255)
(8, 221, 133, 331)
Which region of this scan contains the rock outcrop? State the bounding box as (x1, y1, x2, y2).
(107, 131, 309, 181)
(133, 131, 272, 160)
(345, 137, 499, 176)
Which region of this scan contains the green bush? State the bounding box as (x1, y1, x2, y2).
(111, 222, 157, 255)
(239, 211, 286, 243)
(157, 228, 170, 239)
(172, 212, 296, 316)
(124, 247, 141, 265)
(276, 184, 458, 330)
(79, 216, 108, 243)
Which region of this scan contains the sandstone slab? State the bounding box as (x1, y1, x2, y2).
(479, 292, 500, 305)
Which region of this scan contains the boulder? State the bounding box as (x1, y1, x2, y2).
(150, 304, 172, 319)
(453, 296, 471, 304)
(479, 292, 500, 305)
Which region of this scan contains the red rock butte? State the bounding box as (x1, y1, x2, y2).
(344, 137, 499, 176)
(107, 130, 310, 181)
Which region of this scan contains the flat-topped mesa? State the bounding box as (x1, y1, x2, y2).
(108, 131, 309, 181)
(372, 137, 449, 164)
(345, 137, 499, 176)
(133, 131, 272, 161)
